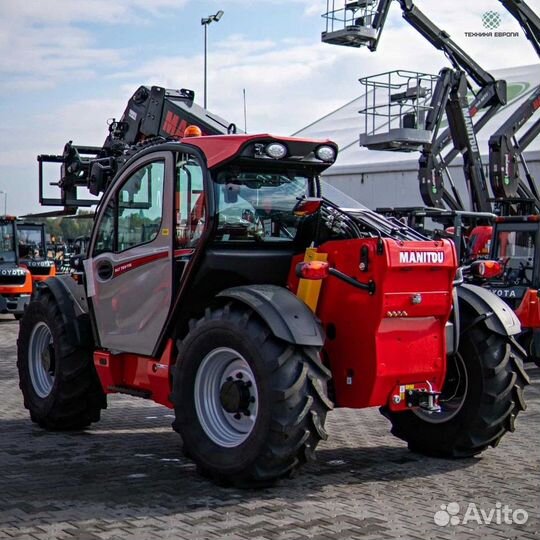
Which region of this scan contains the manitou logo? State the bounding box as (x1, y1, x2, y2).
(399, 251, 445, 264)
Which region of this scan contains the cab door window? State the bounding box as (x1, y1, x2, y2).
(93, 161, 165, 255)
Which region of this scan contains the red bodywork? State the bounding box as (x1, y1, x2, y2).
(94, 238, 457, 411)
(468, 225, 493, 259)
(94, 340, 175, 408)
(183, 134, 335, 168)
(289, 238, 457, 410)
(515, 289, 540, 329)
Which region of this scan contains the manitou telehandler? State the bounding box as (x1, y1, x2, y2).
(0, 216, 32, 318)
(17, 85, 528, 487)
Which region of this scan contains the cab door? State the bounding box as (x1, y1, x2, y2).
(85, 151, 175, 355)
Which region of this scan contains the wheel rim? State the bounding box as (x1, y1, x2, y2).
(28, 322, 55, 398)
(413, 353, 468, 423)
(194, 347, 259, 448)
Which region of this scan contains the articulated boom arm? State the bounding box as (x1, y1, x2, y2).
(489, 87, 540, 210)
(485, 0, 540, 214)
(388, 0, 506, 211)
(367, 0, 502, 213)
(37, 86, 235, 213)
(420, 69, 492, 213)
(500, 0, 540, 56)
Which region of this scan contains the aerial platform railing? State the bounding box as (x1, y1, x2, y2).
(321, 0, 380, 48)
(358, 70, 438, 152)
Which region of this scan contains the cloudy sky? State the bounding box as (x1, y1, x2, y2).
(0, 0, 538, 215)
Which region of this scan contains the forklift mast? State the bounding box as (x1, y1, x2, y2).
(489, 0, 540, 213)
(37, 86, 237, 213)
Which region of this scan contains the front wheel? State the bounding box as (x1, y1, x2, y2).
(17, 292, 106, 430)
(172, 303, 333, 487)
(381, 306, 529, 457)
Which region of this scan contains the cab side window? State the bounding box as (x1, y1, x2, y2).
(93, 161, 165, 255)
(176, 157, 205, 247)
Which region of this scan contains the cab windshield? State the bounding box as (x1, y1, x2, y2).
(18, 225, 45, 259)
(0, 222, 16, 263)
(494, 227, 536, 285)
(213, 170, 311, 243)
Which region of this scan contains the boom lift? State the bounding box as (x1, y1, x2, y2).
(323, 0, 507, 213)
(489, 0, 540, 207)
(485, 0, 540, 363)
(17, 85, 528, 487)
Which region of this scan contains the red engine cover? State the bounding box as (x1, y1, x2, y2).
(289, 238, 457, 409)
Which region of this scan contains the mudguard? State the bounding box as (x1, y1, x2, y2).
(36, 275, 93, 348)
(457, 283, 521, 336)
(218, 284, 324, 347)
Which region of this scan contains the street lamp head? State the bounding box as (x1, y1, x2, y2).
(202, 10, 224, 25)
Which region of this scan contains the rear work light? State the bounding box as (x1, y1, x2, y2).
(296, 261, 329, 280)
(470, 260, 504, 279)
(315, 145, 336, 162)
(265, 143, 288, 159)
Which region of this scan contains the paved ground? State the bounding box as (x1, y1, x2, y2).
(0, 314, 538, 540)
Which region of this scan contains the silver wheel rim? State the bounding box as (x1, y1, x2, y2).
(413, 353, 468, 424)
(194, 347, 259, 448)
(28, 322, 55, 398)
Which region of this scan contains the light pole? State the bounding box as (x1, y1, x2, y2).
(201, 10, 224, 109)
(0, 191, 6, 216)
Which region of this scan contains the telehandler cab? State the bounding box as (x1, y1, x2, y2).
(18, 86, 529, 486)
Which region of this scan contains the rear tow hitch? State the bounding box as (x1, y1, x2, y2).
(406, 388, 441, 413)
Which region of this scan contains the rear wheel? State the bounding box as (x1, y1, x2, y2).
(172, 303, 332, 487)
(382, 306, 529, 457)
(17, 292, 106, 430)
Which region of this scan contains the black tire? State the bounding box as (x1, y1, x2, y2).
(381, 306, 530, 457)
(17, 292, 106, 430)
(171, 302, 333, 487)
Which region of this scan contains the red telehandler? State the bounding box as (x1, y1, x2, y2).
(17, 85, 528, 486)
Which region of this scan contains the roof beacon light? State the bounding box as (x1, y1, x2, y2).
(315, 145, 336, 162)
(265, 143, 287, 159)
(184, 125, 202, 138)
